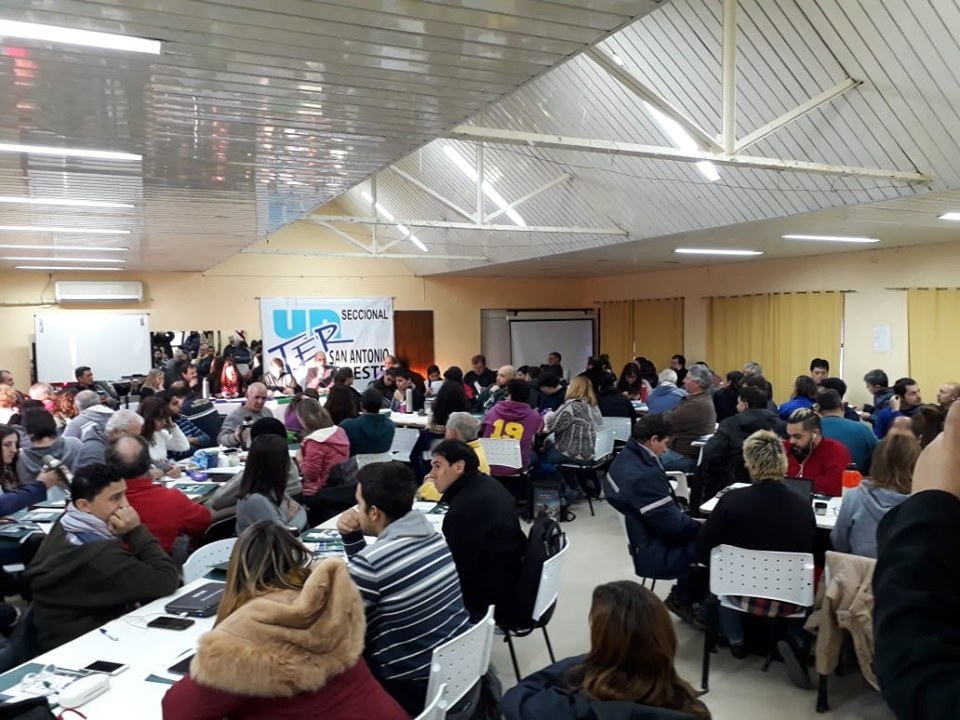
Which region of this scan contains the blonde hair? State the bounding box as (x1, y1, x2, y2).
(870, 434, 919, 494)
(142, 368, 165, 391)
(296, 396, 333, 433)
(566, 376, 598, 405)
(743, 429, 788, 481)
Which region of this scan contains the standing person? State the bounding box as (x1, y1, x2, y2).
(17, 409, 81, 483)
(235, 434, 306, 534)
(810, 358, 830, 385)
(777, 375, 819, 421)
(162, 522, 408, 720)
(874, 377, 924, 439)
(671, 354, 689, 385)
(501, 581, 710, 720)
(297, 398, 350, 500)
(783, 409, 851, 497)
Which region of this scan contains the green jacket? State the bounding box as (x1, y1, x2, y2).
(25, 523, 179, 652)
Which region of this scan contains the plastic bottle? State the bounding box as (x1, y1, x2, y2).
(202, 377, 210, 400)
(240, 416, 254, 451)
(842, 463, 862, 496)
(405, 387, 414, 414)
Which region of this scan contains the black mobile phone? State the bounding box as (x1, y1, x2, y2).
(148, 616, 196, 631)
(167, 654, 195, 676)
(83, 660, 128, 675)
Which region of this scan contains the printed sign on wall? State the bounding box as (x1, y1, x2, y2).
(259, 297, 394, 388)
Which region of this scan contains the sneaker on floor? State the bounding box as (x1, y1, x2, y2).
(664, 594, 700, 627)
(777, 639, 813, 690)
(730, 642, 748, 660)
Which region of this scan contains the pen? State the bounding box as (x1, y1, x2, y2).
(99, 628, 119, 641)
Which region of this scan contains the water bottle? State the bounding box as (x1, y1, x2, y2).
(202, 377, 210, 399)
(405, 387, 414, 414)
(240, 416, 254, 451)
(841, 463, 862, 497)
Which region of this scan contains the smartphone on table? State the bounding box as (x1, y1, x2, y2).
(147, 616, 196, 631)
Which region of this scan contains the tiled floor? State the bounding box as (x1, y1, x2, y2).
(488, 500, 894, 720)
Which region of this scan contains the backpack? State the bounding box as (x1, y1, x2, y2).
(510, 512, 565, 628)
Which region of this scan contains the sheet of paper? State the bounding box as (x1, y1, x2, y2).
(872, 324, 892, 353)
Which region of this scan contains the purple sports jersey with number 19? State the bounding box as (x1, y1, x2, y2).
(481, 400, 544, 473)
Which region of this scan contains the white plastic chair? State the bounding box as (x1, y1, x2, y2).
(477, 438, 524, 474)
(701, 544, 815, 692)
(415, 683, 446, 720)
(665, 470, 690, 502)
(559, 427, 616, 516)
(501, 536, 569, 681)
(425, 605, 495, 714)
(602, 416, 632, 445)
(356, 452, 394, 469)
(389, 427, 420, 461)
(182, 538, 237, 584)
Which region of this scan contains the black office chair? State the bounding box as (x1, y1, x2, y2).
(196, 516, 236, 547)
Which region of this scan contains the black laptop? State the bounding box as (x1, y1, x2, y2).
(164, 582, 225, 618)
(783, 477, 814, 503)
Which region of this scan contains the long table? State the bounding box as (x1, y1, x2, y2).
(698, 482, 842, 530)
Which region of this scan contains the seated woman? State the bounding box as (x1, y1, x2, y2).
(501, 580, 709, 719)
(297, 398, 350, 497)
(236, 434, 307, 534)
(616, 361, 647, 402)
(542, 376, 602, 495)
(138, 397, 189, 476)
(778, 375, 818, 421)
(831, 433, 918, 558)
(0, 424, 62, 519)
(162, 521, 407, 720)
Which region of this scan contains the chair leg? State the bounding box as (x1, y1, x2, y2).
(701, 598, 718, 693)
(504, 632, 521, 683)
(650, 579, 657, 593)
(816, 674, 829, 713)
(541, 626, 556, 664)
(586, 492, 595, 517)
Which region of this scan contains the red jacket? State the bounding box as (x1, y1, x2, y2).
(300, 427, 351, 496)
(783, 436, 851, 497)
(124, 478, 212, 553)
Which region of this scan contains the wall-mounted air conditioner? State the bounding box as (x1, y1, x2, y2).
(55, 281, 144, 304)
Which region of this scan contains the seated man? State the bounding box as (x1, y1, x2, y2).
(536, 372, 566, 412)
(603, 414, 700, 620)
(428, 440, 526, 625)
(336, 462, 471, 715)
(106, 435, 212, 553)
(76, 409, 143, 468)
(218, 382, 270, 448)
(62, 389, 114, 439)
(24, 463, 179, 651)
(938, 381, 960, 415)
(340, 388, 395, 456)
(261, 357, 300, 396)
(784, 408, 851, 497)
(481, 379, 542, 474)
(445, 412, 490, 475)
(819, 377, 864, 422)
(662, 365, 717, 473)
(818, 389, 877, 473)
(474, 366, 515, 415)
(464, 354, 497, 391)
(646, 369, 687, 414)
(166, 388, 213, 459)
(172, 358, 200, 392)
(860, 369, 894, 425)
(874, 377, 923, 439)
(71, 365, 119, 409)
(173, 380, 222, 442)
(695, 430, 816, 671)
(303, 350, 336, 391)
(390, 368, 425, 413)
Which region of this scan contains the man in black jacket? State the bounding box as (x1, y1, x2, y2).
(595, 373, 636, 422)
(874, 401, 960, 720)
(429, 440, 526, 625)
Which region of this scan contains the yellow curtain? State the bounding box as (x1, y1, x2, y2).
(599, 301, 634, 373)
(707, 292, 843, 404)
(908, 289, 960, 399)
(632, 298, 684, 372)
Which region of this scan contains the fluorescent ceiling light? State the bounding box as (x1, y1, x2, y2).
(938, 212, 960, 221)
(0, 244, 128, 251)
(0, 196, 133, 209)
(1, 256, 126, 263)
(643, 104, 720, 182)
(14, 266, 122, 271)
(0, 19, 161, 54)
(0, 225, 130, 235)
(0, 142, 141, 162)
(675, 248, 763, 256)
(442, 146, 527, 226)
(360, 191, 428, 252)
(781, 234, 879, 244)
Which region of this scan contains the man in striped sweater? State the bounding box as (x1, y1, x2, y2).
(337, 461, 471, 716)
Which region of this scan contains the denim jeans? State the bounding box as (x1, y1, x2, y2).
(661, 449, 698, 475)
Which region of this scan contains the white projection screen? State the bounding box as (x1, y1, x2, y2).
(509, 319, 594, 380)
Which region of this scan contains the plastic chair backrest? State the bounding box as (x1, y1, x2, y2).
(182, 538, 237, 584)
(709, 544, 815, 607)
(425, 605, 496, 711)
(356, 452, 394, 469)
(593, 427, 616, 461)
(602, 416, 632, 444)
(532, 536, 569, 622)
(665, 470, 690, 501)
(390, 427, 420, 458)
(477, 438, 523, 472)
(415, 683, 446, 720)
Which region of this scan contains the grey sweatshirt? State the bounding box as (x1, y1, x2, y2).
(830, 480, 909, 559)
(236, 493, 307, 534)
(17, 435, 82, 483)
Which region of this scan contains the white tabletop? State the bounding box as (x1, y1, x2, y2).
(211, 398, 284, 420)
(698, 483, 842, 530)
(0, 579, 216, 719)
(386, 412, 429, 429)
(317, 501, 445, 535)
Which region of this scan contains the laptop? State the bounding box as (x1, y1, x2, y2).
(164, 582, 225, 618)
(783, 477, 814, 503)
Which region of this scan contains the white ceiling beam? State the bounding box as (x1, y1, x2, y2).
(721, 0, 738, 154)
(387, 167, 475, 221)
(314, 221, 373, 254)
(241, 249, 488, 261)
(446, 126, 933, 184)
(313, 215, 627, 234)
(585, 48, 724, 154)
(484, 173, 571, 223)
(735, 78, 863, 152)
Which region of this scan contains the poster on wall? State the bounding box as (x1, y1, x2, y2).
(259, 297, 394, 389)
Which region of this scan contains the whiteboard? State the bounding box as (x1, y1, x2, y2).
(509, 319, 594, 380)
(35, 313, 152, 383)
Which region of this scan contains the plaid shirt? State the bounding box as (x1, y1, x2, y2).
(727, 595, 804, 617)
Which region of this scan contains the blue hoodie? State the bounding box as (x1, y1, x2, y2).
(646, 383, 687, 414)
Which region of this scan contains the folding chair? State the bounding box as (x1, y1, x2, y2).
(182, 538, 237, 584)
(478, 438, 532, 517)
(389, 427, 420, 463)
(614, 511, 676, 592)
(559, 427, 616, 516)
(425, 606, 496, 715)
(415, 683, 446, 720)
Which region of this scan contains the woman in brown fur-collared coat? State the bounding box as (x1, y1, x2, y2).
(162, 521, 408, 720)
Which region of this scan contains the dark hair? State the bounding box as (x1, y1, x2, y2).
(431, 381, 471, 427)
(334, 367, 354, 384)
(251, 416, 286, 440)
(725, 370, 744, 389)
(740, 374, 770, 404)
(470, 354, 486, 366)
(518, 365, 530, 375)
(358, 461, 416, 521)
(443, 366, 463, 384)
(632, 413, 672, 443)
(324, 384, 359, 425)
(0, 425, 20, 491)
(71, 463, 123, 505)
(104, 435, 152, 479)
(787, 407, 821, 431)
(738, 385, 769, 410)
(912, 405, 945, 449)
(816, 389, 843, 413)
(548, 351, 562, 362)
(672, 354, 686, 366)
(506, 378, 530, 403)
(792, 375, 819, 401)
(894, 377, 918, 398)
(527, 366, 542, 380)
(864, 369, 889, 388)
(617, 362, 643, 395)
(74, 366, 91, 381)
(819, 377, 847, 398)
(810, 358, 830, 373)
(138, 396, 169, 442)
(386, 367, 403, 379)
(174, 359, 193, 380)
(431, 439, 479, 475)
(539, 371, 561, 390)
(24, 409, 57, 441)
(239, 434, 290, 505)
(361, 388, 385, 414)
(426, 365, 440, 376)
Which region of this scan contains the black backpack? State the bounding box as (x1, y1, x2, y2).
(510, 511, 565, 628)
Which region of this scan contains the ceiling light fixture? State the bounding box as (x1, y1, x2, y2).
(644, 104, 720, 182)
(1, 256, 126, 263)
(674, 248, 763, 256)
(0, 225, 130, 235)
(0, 244, 128, 251)
(0, 19, 161, 54)
(0, 142, 141, 162)
(0, 196, 133, 209)
(14, 266, 123, 272)
(938, 212, 960, 221)
(360, 191, 428, 252)
(442, 146, 527, 226)
(781, 234, 880, 243)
